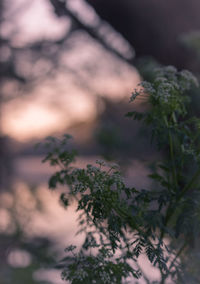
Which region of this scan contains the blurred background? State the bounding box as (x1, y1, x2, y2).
(1, 0, 200, 283)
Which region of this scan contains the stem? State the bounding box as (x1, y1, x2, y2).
(160, 273, 166, 284)
(169, 130, 178, 189)
(160, 241, 187, 284)
(167, 167, 200, 225)
(169, 241, 187, 270)
(163, 114, 178, 189)
(177, 167, 200, 201)
(160, 111, 200, 239)
(160, 167, 200, 241)
(160, 114, 178, 240)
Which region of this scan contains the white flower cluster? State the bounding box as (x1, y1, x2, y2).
(86, 164, 100, 175)
(64, 245, 77, 252)
(73, 268, 88, 281)
(74, 182, 85, 193)
(155, 66, 177, 78)
(129, 89, 142, 102)
(62, 265, 89, 282)
(131, 66, 199, 108)
(179, 69, 199, 91)
(140, 81, 155, 95)
(111, 173, 124, 189)
(99, 270, 112, 283)
(96, 159, 106, 167)
(156, 81, 176, 103)
(154, 66, 198, 92)
(93, 181, 104, 193)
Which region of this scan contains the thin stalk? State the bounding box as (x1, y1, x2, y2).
(169, 241, 187, 270)
(160, 272, 166, 284)
(177, 167, 200, 201)
(160, 115, 178, 240)
(169, 130, 178, 189)
(164, 167, 200, 230)
(160, 241, 187, 284)
(161, 110, 200, 238)
(163, 115, 178, 189)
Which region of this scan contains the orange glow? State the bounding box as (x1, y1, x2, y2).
(2, 88, 98, 141)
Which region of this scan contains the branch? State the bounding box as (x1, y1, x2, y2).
(49, 0, 134, 65)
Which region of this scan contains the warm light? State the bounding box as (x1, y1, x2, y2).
(2, 90, 98, 142)
(2, 100, 69, 141)
(1, 0, 141, 142)
(7, 249, 32, 268)
(0, 209, 11, 232)
(2, 0, 70, 45)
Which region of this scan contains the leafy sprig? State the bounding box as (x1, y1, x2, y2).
(41, 66, 200, 283)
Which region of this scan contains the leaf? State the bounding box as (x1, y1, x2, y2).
(48, 174, 58, 189)
(60, 193, 69, 208)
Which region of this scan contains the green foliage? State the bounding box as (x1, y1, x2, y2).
(180, 31, 200, 59)
(42, 66, 200, 283)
